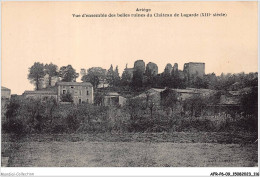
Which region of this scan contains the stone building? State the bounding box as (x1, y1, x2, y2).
(22, 82, 94, 104)
(103, 92, 127, 106)
(57, 82, 93, 104)
(173, 63, 178, 72)
(134, 88, 165, 106)
(164, 63, 173, 74)
(183, 62, 205, 78)
(1, 86, 11, 100)
(23, 90, 57, 101)
(134, 60, 146, 74)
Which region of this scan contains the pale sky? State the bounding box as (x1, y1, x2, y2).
(2, 1, 258, 94)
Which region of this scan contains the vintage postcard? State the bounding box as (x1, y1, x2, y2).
(1, 1, 258, 176)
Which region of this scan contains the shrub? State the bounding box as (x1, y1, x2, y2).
(52, 124, 67, 134)
(5, 98, 20, 119)
(2, 94, 257, 134)
(60, 92, 73, 102)
(66, 112, 80, 132)
(2, 118, 25, 135)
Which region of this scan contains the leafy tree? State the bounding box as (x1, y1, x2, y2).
(44, 63, 58, 87)
(44, 97, 58, 124)
(106, 65, 114, 87)
(114, 66, 120, 86)
(240, 87, 258, 116)
(145, 91, 156, 119)
(94, 92, 105, 106)
(161, 89, 178, 112)
(20, 98, 45, 133)
(80, 68, 86, 78)
(59, 65, 79, 82)
(161, 64, 172, 87)
(170, 69, 183, 88)
(144, 63, 157, 87)
(82, 67, 106, 89)
(208, 91, 222, 105)
(193, 76, 208, 88)
(204, 73, 217, 89)
(121, 65, 132, 86)
(66, 111, 80, 132)
(183, 95, 207, 117)
(132, 69, 143, 88)
(28, 62, 45, 90)
(61, 92, 73, 102)
(5, 97, 21, 119)
(125, 98, 145, 121)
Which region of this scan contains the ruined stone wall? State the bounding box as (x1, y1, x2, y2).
(183, 62, 205, 78)
(146, 62, 158, 76)
(134, 60, 145, 74)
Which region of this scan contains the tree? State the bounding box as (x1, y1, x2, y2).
(94, 92, 103, 106)
(183, 95, 207, 117)
(82, 67, 106, 89)
(240, 87, 258, 117)
(44, 63, 58, 87)
(170, 69, 181, 88)
(5, 97, 21, 119)
(161, 64, 172, 87)
(121, 65, 132, 86)
(204, 73, 217, 89)
(80, 69, 86, 78)
(28, 62, 45, 90)
(125, 98, 145, 121)
(44, 97, 58, 124)
(144, 62, 158, 87)
(106, 65, 114, 87)
(113, 66, 120, 86)
(145, 91, 156, 119)
(59, 65, 79, 82)
(161, 89, 178, 112)
(61, 92, 73, 102)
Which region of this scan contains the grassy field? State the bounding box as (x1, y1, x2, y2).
(2, 133, 258, 167)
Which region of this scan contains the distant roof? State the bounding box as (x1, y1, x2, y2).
(151, 88, 165, 92)
(56, 82, 93, 87)
(187, 62, 205, 65)
(232, 82, 240, 86)
(106, 92, 120, 96)
(1, 86, 11, 91)
(219, 95, 240, 105)
(23, 90, 57, 95)
(134, 88, 165, 98)
(228, 91, 240, 96)
(39, 86, 57, 92)
(136, 88, 215, 98)
(172, 89, 199, 93)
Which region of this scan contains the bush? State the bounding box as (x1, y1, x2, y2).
(51, 124, 67, 134)
(60, 92, 73, 102)
(2, 94, 257, 134)
(2, 118, 25, 135)
(66, 112, 80, 132)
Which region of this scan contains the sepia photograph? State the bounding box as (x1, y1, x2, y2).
(0, 1, 258, 175)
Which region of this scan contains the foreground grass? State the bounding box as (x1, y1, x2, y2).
(2, 132, 258, 167)
(5, 141, 258, 167)
(2, 132, 257, 143)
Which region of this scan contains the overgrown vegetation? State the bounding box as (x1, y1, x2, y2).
(2, 88, 257, 135)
